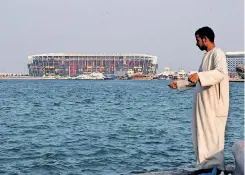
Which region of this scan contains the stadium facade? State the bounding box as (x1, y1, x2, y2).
(226, 51, 244, 78)
(27, 53, 158, 77)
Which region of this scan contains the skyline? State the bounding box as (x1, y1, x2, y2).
(1, 50, 244, 74)
(0, 0, 244, 74)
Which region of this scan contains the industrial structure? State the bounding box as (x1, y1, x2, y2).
(27, 53, 158, 77)
(226, 51, 244, 78)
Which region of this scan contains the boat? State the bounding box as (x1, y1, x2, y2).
(172, 68, 187, 80)
(177, 68, 187, 79)
(104, 74, 117, 80)
(157, 67, 174, 80)
(130, 72, 153, 80)
(43, 75, 56, 79)
(75, 72, 105, 80)
(89, 72, 105, 80)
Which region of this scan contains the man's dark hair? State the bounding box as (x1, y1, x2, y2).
(195, 26, 215, 42)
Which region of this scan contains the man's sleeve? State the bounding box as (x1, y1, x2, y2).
(176, 80, 196, 89)
(198, 50, 227, 87)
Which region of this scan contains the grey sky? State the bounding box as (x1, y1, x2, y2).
(0, 0, 243, 73)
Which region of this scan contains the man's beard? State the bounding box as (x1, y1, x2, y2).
(198, 45, 206, 51)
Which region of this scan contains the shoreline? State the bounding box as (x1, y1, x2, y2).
(0, 76, 44, 80)
(1, 77, 245, 82)
(229, 78, 245, 82)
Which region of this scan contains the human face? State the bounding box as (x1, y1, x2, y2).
(195, 35, 206, 51)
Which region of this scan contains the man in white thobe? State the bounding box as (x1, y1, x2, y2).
(169, 26, 229, 174)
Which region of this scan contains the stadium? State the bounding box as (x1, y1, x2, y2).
(27, 53, 158, 77)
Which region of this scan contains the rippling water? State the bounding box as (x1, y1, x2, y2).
(0, 80, 243, 175)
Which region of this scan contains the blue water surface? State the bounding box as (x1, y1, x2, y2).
(0, 80, 243, 175)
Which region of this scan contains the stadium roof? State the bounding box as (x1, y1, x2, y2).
(28, 53, 156, 58)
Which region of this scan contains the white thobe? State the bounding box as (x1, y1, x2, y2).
(177, 47, 229, 170)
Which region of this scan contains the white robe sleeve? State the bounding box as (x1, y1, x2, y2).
(176, 80, 196, 89)
(198, 50, 226, 87)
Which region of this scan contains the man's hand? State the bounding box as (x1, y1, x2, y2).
(168, 81, 177, 89)
(188, 73, 199, 84)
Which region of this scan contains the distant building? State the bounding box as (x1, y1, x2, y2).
(226, 51, 244, 78)
(27, 53, 158, 77)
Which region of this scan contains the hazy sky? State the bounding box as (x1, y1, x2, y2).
(0, 0, 244, 73)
